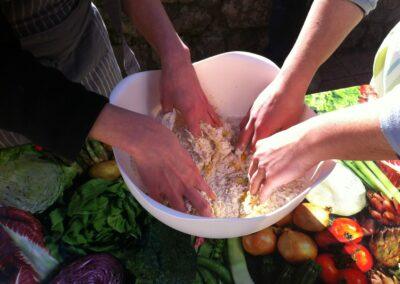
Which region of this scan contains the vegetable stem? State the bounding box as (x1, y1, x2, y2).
(227, 238, 254, 284)
(352, 161, 393, 199)
(364, 161, 400, 203)
(341, 161, 374, 189)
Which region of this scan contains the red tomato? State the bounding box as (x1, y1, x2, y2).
(315, 230, 340, 248)
(328, 218, 363, 243)
(315, 254, 340, 284)
(339, 268, 368, 284)
(342, 243, 373, 272)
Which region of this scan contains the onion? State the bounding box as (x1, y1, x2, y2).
(275, 212, 293, 227)
(242, 227, 277, 256)
(293, 203, 330, 232)
(277, 229, 318, 263)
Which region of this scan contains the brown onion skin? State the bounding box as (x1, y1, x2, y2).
(51, 254, 125, 284)
(277, 229, 318, 263)
(293, 203, 329, 232)
(242, 227, 277, 256)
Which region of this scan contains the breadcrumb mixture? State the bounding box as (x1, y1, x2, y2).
(159, 111, 307, 218)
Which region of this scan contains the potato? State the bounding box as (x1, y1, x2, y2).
(89, 160, 121, 181)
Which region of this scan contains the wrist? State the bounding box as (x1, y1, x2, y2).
(299, 116, 333, 164)
(160, 39, 191, 68)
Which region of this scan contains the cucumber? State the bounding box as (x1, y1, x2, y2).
(198, 256, 232, 284)
(199, 267, 218, 284)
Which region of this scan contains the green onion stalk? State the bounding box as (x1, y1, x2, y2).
(341, 160, 400, 203)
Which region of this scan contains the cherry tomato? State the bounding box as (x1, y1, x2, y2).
(242, 227, 277, 256)
(315, 254, 340, 284)
(342, 243, 373, 272)
(328, 218, 363, 243)
(315, 230, 340, 248)
(339, 268, 368, 284)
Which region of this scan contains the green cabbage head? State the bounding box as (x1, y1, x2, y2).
(0, 145, 80, 213)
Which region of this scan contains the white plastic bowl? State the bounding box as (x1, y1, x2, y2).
(110, 51, 335, 238)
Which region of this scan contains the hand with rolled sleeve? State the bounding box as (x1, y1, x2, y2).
(250, 97, 398, 201)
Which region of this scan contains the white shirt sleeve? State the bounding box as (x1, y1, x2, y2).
(350, 0, 379, 15)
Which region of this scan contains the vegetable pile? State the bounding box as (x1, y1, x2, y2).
(0, 85, 399, 283)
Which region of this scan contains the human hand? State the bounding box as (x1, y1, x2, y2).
(248, 121, 320, 202)
(89, 104, 216, 216)
(160, 52, 221, 136)
(238, 81, 305, 151)
(132, 122, 216, 216)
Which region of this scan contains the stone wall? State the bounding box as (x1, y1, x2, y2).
(95, 0, 400, 72)
(97, 0, 272, 70)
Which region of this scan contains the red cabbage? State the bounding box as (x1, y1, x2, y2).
(51, 254, 124, 283)
(0, 206, 45, 283)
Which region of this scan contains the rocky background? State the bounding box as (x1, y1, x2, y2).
(95, 0, 400, 86)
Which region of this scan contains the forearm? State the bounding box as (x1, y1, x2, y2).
(122, 0, 190, 65)
(89, 104, 162, 156)
(303, 100, 397, 162)
(276, 0, 364, 94)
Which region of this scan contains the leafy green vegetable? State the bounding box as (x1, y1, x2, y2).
(46, 179, 146, 261)
(0, 144, 80, 213)
(305, 86, 361, 113)
(126, 220, 197, 284)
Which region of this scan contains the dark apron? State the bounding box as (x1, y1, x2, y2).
(0, 0, 139, 148)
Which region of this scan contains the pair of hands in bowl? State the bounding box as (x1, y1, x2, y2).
(90, 58, 309, 217)
(135, 70, 313, 217)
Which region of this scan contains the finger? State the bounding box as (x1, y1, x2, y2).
(196, 175, 217, 200)
(148, 189, 164, 204)
(207, 105, 222, 127)
(163, 172, 188, 213)
(240, 109, 250, 130)
(161, 93, 174, 113)
(185, 188, 213, 217)
(236, 119, 254, 151)
(248, 157, 259, 179)
(168, 192, 187, 213)
(186, 117, 202, 137)
(249, 167, 265, 195)
(250, 117, 279, 151)
(259, 181, 274, 203)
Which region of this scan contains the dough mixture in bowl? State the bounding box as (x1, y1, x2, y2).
(131, 111, 306, 218)
(156, 111, 307, 218)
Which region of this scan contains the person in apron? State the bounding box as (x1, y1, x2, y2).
(235, 0, 400, 200)
(0, 0, 219, 216)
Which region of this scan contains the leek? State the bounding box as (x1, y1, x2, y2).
(227, 238, 254, 284)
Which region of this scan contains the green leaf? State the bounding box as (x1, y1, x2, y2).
(107, 214, 126, 233)
(49, 208, 65, 239)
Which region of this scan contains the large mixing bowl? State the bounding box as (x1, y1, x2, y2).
(110, 51, 335, 238)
